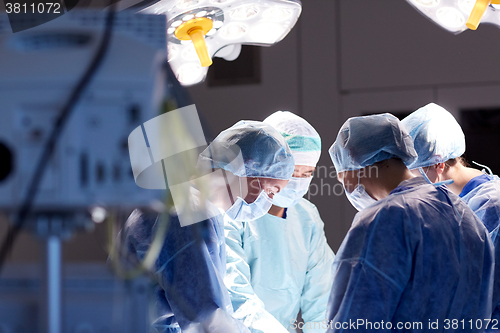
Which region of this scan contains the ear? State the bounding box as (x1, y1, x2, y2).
(435, 163, 445, 175)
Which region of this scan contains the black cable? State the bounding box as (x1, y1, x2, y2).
(0, 5, 117, 273)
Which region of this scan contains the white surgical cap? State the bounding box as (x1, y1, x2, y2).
(198, 120, 294, 180)
(264, 111, 321, 167)
(401, 103, 465, 170)
(329, 113, 417, 173)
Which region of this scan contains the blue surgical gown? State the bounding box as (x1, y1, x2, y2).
(224, 198, 335, 333)
(460, 174, 500, 234)
(460, 174, 500, 332)
(326, 177, 495, 333)
(123, 202, 250, 333)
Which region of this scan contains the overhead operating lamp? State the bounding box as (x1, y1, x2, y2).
(139, 0, 302, 85)
(406, 0, 500, 34)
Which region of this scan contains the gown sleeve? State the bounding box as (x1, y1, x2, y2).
(224, 216, 291, 333)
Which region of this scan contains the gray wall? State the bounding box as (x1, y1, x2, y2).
(189, 0, 500, 252)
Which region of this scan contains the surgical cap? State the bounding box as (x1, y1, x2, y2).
(263, 111, 321, 167)
(329, 113, 417, 173)
(199, 120, 294, 180)
(401, 103, 465, 170)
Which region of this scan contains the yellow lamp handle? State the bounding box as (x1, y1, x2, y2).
(467, 0, 491, 30)
(188, 28, 213, 67)
(175, 18, 214, 67)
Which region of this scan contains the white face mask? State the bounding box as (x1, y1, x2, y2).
(344, 175, 376, 211)
(273, 176, 313, 208)
(225, 178, 273, 221)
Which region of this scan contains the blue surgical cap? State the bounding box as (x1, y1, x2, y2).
(401, 103, 465, 170)
(199, 120, 294, 180)
(329, 113, 417, 173)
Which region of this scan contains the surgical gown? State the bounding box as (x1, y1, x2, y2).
(224, 198, 335, 333)
(460, 174, 500, 235)
(122, 199, 250, 333)
(327, 177, 495, 332)
(460, 174, 500, 332)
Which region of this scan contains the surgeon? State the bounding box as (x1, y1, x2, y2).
(120, 121, 294, 333)
(224, 111, 335, 333)
(401, 102, 500, 328)
(401, 103, 500, 236)
(326, 113, 495, 332)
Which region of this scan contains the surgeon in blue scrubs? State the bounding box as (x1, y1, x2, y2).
(326, 113, 495, 332)
(401, 103, 500, 238)
(402, 102, 500, 330)
(121, 120, 294, 333)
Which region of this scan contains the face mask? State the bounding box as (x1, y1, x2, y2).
(344, 175, 376, 211)
(273, 176, 313, 208)
(225, 179, 273, 221)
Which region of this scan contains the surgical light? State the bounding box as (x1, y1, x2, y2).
(263, 7, 293, 21)
(168, 45, 179, 61)
(219, 22, 248, 39)
(230, 5, 260, 20)
(458, 0, 476, 14)
(177, 62, 205, 84)
(250, 22, 286, 43)
(415, 0, 440, 7)
(177, 0, 202, 9)
(406, 0, 500, 33)
(139, 0, 302, 85)
(436, 7, 465, 28)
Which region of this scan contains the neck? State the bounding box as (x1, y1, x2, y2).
(267, 204, 285, 218)
(443, 164, 484, 195)
(365, 159, 415, 200)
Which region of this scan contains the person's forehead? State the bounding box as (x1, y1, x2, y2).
(259, 177, 287, 186)
(337, 169, 359, 180)
(295, 165, 314, 170)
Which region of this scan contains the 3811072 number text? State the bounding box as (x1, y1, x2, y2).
(5, 2, 62, 14)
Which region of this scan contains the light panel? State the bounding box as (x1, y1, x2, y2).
(140, 0, 302, 85)
(406, 0, 500, 34)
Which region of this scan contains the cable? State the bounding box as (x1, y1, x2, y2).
(0, 6, 117, 273)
